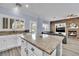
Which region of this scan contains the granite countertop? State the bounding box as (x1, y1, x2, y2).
(20, 33, 64, 55)
(0, 30, 29, 36)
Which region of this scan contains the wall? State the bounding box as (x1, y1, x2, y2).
(0, 7, 37, 30)
(0, 6, 50, 35)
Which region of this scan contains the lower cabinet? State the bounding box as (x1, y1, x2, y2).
(21, 39, 43, 56)
(0, 35, 19, 52)
(27, 42, 43, 56)
(21, 39, 28, 56)
(27, 49, 36, 56)
(21, 39, 57, 56)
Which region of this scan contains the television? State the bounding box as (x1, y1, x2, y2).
(56, 27, 65, 32)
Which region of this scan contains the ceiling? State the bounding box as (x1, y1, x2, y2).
(0, 3, 79, 21)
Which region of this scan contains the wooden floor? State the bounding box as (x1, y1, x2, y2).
(0, 47, 21, 56)
(62, 38, 79, 56)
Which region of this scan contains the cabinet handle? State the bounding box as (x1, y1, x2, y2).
(31, 48, 34, 51)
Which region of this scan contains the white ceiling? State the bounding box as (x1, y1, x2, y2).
(0, 3, 79, 21)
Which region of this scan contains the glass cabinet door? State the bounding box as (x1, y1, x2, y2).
(2, 17, 24, 30)
(12, 20, 25, 30)
(3, 18, 14, 29)
(10, 19, 14, 29)
(16, 20, 24, 29)
(3, 17, 8, 29)
(0, 18, 2, 29)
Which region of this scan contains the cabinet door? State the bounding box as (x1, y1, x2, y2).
(10, 19, 14, 29)
(0, 35, 19, 52)
(0, 17, 2, 29)
(21, 39, 27, 56)
(3, 17, 14, 29)
(3, 17, 8, 29)
(6, 35, 18, 48)
(27, 43, 43, 56)
(28, 49, 36, 56)
(0, 37, 7, 51)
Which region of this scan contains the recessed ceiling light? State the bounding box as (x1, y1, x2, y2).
(25, 4, 29, 8)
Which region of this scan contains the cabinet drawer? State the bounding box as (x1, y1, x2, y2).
(28, 49, 36, 56)
(27, 43, 42, 56)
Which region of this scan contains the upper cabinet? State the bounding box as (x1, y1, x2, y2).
(12, 20, 25, 30)
(3, 17, 8, 29)
(0, 14, 25, 31)
(10, 18, 14, 29)
(3, 17, 14, 29)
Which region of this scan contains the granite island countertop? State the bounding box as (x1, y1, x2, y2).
(20, 33, 64, 55)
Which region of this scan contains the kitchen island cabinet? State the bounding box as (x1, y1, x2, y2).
(20, 33, 64, 56)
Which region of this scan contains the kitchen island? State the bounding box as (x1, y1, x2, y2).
(20, 33, 64, 56)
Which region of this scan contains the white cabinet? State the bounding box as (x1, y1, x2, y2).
(0, 17, 2, 29)
(28, 49, 36, 56)
(27, 42, 43, 56)
(2, 17, 25, 30)
(51, 49, 56, 56)
(0, 35, 19, 52)
(3, 17, 9, 29)
(0, 14, 25, 31)
(21, 39, 57, 56)
(2, 17, 15, 29)
(21, 39, 28, 56)
(20, 36, 62, 56)
(20, 39, 43, 56)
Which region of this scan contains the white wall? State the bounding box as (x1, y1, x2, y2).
(0, 6, 50, 35)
